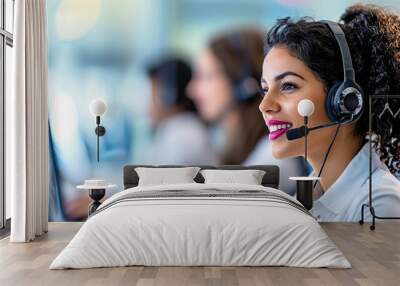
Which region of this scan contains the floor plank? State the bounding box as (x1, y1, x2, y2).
(0, 222, 399, 286)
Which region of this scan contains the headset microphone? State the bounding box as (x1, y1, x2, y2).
(286, 115, 353, 141)
(286, 126, 307, 141)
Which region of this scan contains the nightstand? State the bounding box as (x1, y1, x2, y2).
(77, 179, 117, 216)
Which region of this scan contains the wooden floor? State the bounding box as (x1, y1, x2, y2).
(0, 222, 399, 286)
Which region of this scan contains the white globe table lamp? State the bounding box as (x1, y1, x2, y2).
(89, 98, 107, 162)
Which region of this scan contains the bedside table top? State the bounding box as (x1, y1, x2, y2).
(76, 184, 117, 190)
(289, 176, 320, 181)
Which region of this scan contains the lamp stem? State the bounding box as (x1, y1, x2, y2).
(97, 126, 99, 162)
(304, 116, 308, 164)
(96, 116, 100, 162)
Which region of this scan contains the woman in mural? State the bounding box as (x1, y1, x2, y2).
(259, 4, 400, 221)
(188, 28, 307, 195)
(146, 57, 216, 165)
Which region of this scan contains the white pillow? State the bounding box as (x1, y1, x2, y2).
(135, 167, 200, 186)
(200, 169, 266, 185)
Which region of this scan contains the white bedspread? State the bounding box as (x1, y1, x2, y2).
(50, 183, 350, 269)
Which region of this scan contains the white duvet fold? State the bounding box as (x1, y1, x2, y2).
(50, 183, 350, 269)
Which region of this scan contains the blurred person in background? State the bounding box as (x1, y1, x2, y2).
(188, 28, 307, 194)
(145, 57, 217, 165)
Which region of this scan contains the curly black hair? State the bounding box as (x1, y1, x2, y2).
(264, 4, 400, 176)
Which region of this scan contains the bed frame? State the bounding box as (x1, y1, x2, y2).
(123, 165, 280, 189)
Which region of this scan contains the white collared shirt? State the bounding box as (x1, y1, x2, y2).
(146, 112, 217, 165)
(310, 143, 400, 222)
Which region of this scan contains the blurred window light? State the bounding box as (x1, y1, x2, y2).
(277, 0, 309, 7)
(5, 0, 14, 32)
(56, 0, 102, 41)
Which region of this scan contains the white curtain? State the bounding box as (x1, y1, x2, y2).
(7, 0, 49, 242)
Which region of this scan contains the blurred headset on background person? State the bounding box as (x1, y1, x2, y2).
(226, 32, 261, 103)
(205, 30, 263, 125)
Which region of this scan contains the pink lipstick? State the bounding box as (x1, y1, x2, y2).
(266, 119, 293, 141)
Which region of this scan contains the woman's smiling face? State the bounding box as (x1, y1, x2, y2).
(259, 45, 336, 159)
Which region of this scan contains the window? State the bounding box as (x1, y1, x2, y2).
(0, 0, 14, 231)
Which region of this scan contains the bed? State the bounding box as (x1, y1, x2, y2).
(50, 165, 350, 269)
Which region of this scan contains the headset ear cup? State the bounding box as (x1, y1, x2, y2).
(325, 81, 342, 122)
(234, 77, 259, 102)
(343, 83, 364, 121)
(233, 81, 246, 102)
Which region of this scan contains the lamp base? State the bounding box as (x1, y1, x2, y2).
(88, 188, 105, 216)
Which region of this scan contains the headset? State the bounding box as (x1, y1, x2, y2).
(226, 33, 260, 102)
(321, 20, 364, 124)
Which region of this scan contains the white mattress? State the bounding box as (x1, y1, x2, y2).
(50, 183, 350, 269)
